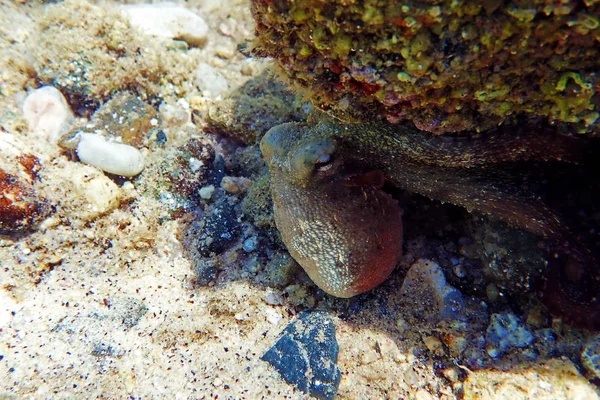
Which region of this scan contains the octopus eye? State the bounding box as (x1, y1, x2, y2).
(315, 153, 334, 171)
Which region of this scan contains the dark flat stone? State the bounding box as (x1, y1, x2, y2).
(262, 311, 340, 399)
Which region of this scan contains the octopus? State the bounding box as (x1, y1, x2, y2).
(260, 115, 600, 329)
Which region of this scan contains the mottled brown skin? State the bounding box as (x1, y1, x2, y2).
(261, 116, 599, 327)
(261, 122, 403, 297)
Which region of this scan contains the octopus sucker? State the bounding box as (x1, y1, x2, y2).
(261, 116, 599, 326)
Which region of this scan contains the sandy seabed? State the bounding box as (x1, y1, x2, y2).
(1, 1, 599, 399)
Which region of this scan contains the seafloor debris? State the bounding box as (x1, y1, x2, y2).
(75, 133, 145, 177)
(582, 334, 600, 380)
(0, 135, 48, 233)
(262, 311, 341, 400)
(21, 86, 74, 143)
(485, 312, 534, 358)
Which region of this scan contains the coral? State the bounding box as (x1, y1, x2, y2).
(252, 0, 600, 135)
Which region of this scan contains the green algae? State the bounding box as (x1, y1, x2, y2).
(251, 0, 600, 135)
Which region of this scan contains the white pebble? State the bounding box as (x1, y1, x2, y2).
(76, 133, 145, 177)
(121, 3, 208, 46)
(199, 185, 215, 200)
(22, 86, 74, 142)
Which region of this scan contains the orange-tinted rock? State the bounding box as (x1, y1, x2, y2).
(0, 139, 48, 233)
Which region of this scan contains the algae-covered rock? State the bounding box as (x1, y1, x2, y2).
(252, 0, 600, 135)
(32, 0, 165, 110)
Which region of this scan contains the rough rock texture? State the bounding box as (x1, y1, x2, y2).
(262, 311, 341, 399)
(0, 135, 48, 233)
(252, 0, 600, 135)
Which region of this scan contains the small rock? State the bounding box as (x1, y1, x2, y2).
(415, 389, 435, 400)
(215, 44, 236, 59)
(67, 92, 157, 149)
(221, 176, 252, 195)
(242, 236, 258, 252)
(197, 197, 240, 256)
(263, 291, 283, 306)
(376, 337, 403, 362)
(359, 347, 381, 365)
(261, 311, 341, 400)
(76, 133, 145, 177)
(120, 3, 208, 46)
(582, 334, 600, 379)
(422, 335, 445, 356)
(199, 185, 216, 200)
(189, 157, 204, 173)
(400, 259, 466, 323)
(0, 135, 48, 233)
(22, 86, 73, 142)
(194, 260, 217, 286)
(263, 307, 282, 325)
(445, 334, 468, 356)
(486, 312, 534, 358)
(396, 317, 409, 335)
(60, 164, 123, 221)
(442, 366, 461, 383)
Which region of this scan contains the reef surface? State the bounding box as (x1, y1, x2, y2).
(252, 0, 600, 135)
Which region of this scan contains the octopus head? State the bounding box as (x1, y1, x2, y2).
(260, 122, 403, 297)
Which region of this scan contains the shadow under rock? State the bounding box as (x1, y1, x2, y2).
(177, 70, 600, 398)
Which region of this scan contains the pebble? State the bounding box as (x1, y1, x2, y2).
(22, 86, 74, 142)
(376, 337, 404, 362)
(242, 236, 258, 252)
(486, 312, 534, 358)
(442, 366, 461, 383)
(74, 92, 157, 149)
(196, 197, 240, 256)
(263, 307, 282, 325)
(422, 335, 445, 356)
(76, 133, 145, 177)
(453, 264, 467, 278)
(581, 334, 600, 379)
(263, 291, 283, 306)
(120, 3, 208, 46)
(0, 134, 48, 233)
(199, 185, 215, 200)
(60, 164, 123, 221)
(261, 311, 341, 400)
(400, 259, 466, 323)
(220, 176, 252, 195)
(486, 283, 500, 302)
(189, 157, 204, 173)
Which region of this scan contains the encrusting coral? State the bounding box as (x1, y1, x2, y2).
(252, 0, 600, 135)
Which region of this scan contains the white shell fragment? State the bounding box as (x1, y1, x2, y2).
(120, 3, 209, 46)
(76, 133, 145, 177)
(22, 86, 74, 142)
